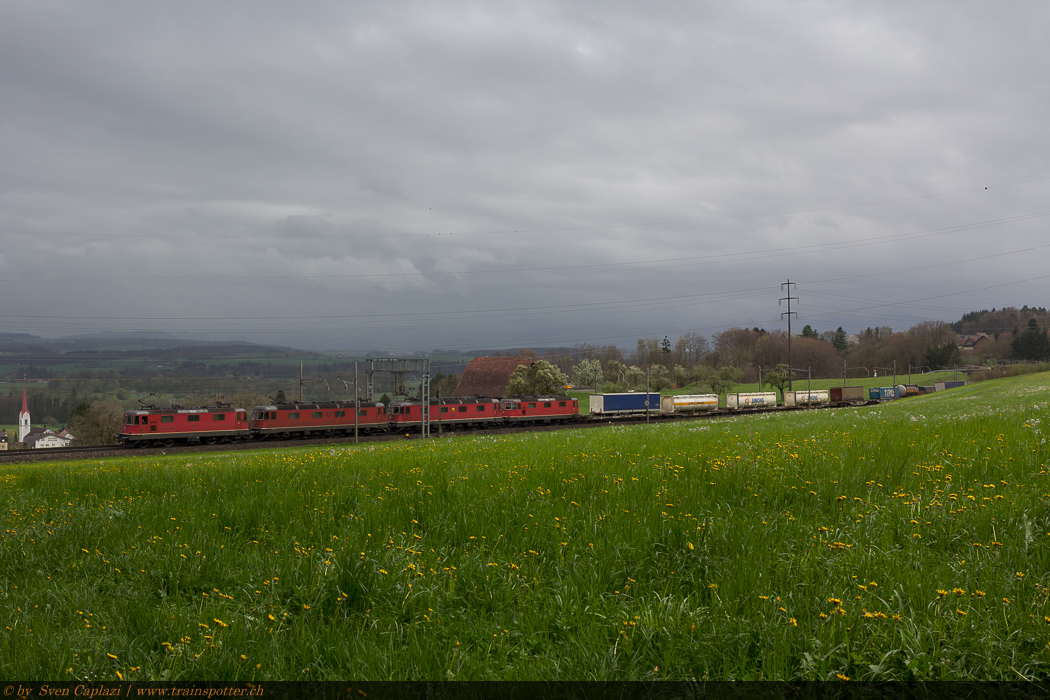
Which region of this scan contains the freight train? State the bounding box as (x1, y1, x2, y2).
(118, 381, 962, 448)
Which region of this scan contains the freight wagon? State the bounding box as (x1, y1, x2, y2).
(830, 386, 866, 404)
(589, 393, 660, 416)
(868, 387, 898, 401)
(935, 380, 967, 391)
(725, 392, 778, 409)
(783, 389, 830, 407)
(660, 394, 719, 414)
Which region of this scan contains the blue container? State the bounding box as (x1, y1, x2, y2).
(944, 380, 967, 389)
(868, 387, 896, 401)
(589, 393, 660, 415)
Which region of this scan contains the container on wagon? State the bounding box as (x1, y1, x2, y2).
(917, 386, 936, 394)
(830, 386, 865, 403)
(783, 389, 830, 407)
(660, 394, 718, 414)
(725, 392, 778, 409)
(868, 387, 897, 401)
(589, 393, 660, 415)
(944, 380, 967, 389)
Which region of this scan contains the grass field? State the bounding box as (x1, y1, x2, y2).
(1, 372, 1049, 680)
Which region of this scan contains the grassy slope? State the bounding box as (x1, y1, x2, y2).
(1, 372, 1049, 680)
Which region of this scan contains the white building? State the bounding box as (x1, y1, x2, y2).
(24, 428, 73, 449)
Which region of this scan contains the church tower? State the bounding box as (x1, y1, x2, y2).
(18, 379, 31, 443)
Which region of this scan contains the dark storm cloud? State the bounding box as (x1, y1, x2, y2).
(2, 1, 1049, 350)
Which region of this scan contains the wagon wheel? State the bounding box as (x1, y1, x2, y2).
(204, 436, 218, 445)
(324, 429, 333, 438)
(162, 439, 175, 447)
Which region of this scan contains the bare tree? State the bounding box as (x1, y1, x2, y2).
(68, 401, 125, 446)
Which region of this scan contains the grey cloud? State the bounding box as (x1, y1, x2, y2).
(1, 1, 1048, 350)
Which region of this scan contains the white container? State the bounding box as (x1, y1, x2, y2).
(725, 392, 778, 409)
(660, 394, 719, 414)
(784, 389, 830, 407)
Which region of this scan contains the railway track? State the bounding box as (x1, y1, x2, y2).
(0, 403, 818, 464)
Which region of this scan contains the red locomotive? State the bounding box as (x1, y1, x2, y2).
(119, 393, 582, 447)
(250, 401, 386, 439)
(118, 404, 251, 447)
(388, 397, 502, 432)
(388, 395, 580, 431)
(500, 396, 580, 425)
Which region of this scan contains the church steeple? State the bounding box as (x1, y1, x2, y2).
(18, 377, 30, 443)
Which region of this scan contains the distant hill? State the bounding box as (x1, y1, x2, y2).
(0, 333, 300, 356)
(951, 306, 1050, 335)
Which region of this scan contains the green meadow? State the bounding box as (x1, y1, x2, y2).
(2, 372, 1049, 680)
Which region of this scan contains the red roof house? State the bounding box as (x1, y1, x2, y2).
(452, 357, 534, 397)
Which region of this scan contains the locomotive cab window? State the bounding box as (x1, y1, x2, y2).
(161, 415, 174, 423)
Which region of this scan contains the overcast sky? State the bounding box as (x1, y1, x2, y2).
(3, 1, 1049, 352)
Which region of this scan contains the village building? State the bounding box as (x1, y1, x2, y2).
(13, 380, 73, 448)
(958, 333, 993, 352)
(23, 428, 73, 449)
